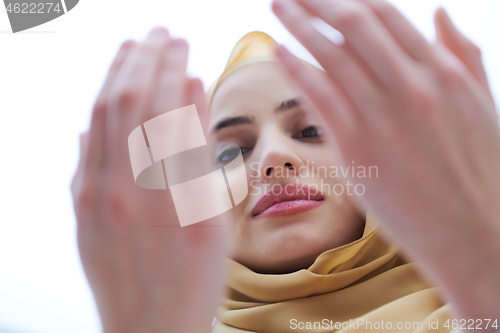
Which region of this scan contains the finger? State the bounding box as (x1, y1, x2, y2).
(291, 0, 415, 89)
(185, 77, 209, 138)
(106, 27, 170, 172)
(86, 40, 135, 174)
(274, 44, 358, 140)
(79, 131, 90, 174)
(146, 38, 190, 121)
(434, 7, 492, 100)
(356, 0, 432, 61)
(271, 0, 382, 119)
(71, 131, 90, 199)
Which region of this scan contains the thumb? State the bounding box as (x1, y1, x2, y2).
(185, 77, 210, 139)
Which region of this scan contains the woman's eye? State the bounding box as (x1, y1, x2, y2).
(295, 126, 319, 139)
(216, 147, 251, 166)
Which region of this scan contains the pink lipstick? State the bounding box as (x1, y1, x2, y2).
(251, 183, 324, 218)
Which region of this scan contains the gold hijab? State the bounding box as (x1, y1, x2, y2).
(207, 31, 456, 333)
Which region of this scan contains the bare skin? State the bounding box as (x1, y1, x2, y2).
(71, 29, 227, 333)
(208, 62, 365, 274)
(71, 1, 500, 332)
(272, 0, 500, 329)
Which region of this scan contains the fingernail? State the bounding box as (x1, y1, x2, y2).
(150, 26, 168, 37)
(169, 39, 186, 50)
(189, 78, 203, 96)
(442, 8, 456, 29)
(272, 0, 287, 15)
(120, 40, 134, 50)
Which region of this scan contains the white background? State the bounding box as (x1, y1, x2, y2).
(0, 1, 499, 332)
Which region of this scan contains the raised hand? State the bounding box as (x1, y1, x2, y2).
(272, 0, 500, 327)
(70, 27, 226, 333)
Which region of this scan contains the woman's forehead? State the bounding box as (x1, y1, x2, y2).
(208, 62, 299, 119)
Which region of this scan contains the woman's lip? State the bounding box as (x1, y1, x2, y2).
(252, 199, 324, 219)
(251, 184, 325, 217)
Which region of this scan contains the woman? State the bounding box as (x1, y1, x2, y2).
(206, 31, 456, 332)
(71, 0, 500, 332)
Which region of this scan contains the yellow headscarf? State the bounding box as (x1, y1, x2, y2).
(208, 31, 456, 333)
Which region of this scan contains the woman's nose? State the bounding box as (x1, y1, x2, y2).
(258, 150, 303, 183)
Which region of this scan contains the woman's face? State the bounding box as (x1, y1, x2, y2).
(208, 62, 365, 274)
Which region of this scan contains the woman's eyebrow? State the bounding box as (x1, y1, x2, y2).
(209, 98, 301, 134)
(210, 115, 252, 134)
(275, 97, 301, 113)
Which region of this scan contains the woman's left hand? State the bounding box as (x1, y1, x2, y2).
(272, 0, 500, 327)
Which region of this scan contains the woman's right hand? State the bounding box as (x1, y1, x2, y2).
(272, 0, 500, 325)
(70, 27, 227, 333)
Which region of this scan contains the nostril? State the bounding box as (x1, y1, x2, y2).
(285, 162, 293, 169)
(266, 167, 273, 176)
